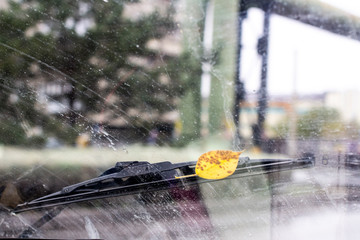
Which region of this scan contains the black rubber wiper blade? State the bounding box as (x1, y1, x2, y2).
(13, 156, 314, 213)
(33, 161, 196, 201)
(14, 160, 196, 213)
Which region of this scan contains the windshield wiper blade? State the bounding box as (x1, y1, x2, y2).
(13, 155, 314, 213)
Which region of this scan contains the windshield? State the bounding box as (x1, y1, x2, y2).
(1, 0, 360, 239)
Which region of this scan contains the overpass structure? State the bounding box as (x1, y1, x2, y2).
(233, 0, 360, 147)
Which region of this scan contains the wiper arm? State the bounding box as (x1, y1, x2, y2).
(13, 155, 314, 213)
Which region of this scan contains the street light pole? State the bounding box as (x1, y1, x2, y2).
(233, 0, 247, 150)
(254, 2, 272, 149)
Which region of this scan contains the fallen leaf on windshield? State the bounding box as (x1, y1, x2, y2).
(175, 150, 245, 180)
(196, 150, 245, 179)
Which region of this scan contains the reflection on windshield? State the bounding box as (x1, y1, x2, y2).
(1, 0, 360, 239)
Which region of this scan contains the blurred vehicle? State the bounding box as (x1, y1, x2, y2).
(345, 153, 360, 168)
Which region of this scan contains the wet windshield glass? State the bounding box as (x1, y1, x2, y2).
(1, 0, 360, 239)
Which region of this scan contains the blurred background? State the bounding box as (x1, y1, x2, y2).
(1, 0, 360, 164)
(2, 0, 360, 238)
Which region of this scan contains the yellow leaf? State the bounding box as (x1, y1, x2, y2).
(195, 150, 244, 179)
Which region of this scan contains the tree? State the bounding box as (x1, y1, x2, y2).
(0, 0, 189, 145)
(273, 107, 346, 140)
(297, 107, 345, 139)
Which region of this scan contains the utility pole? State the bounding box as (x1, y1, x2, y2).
(233, 0, 247, 150)
(254, 2, 272, 149)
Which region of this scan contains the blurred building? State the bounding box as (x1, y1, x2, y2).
(236, 91, 360, 154)
(239, 93, 326, 138)
(239, 91, 360, 138)
(325, 90, 360, 123)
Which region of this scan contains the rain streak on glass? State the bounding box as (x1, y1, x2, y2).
(1, 0, 360, 239)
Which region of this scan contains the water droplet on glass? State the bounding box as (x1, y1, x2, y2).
(122, 147, 128, 154)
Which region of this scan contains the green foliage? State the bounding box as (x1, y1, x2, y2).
(272, 121, 289, 139)
(25, 136, 47, 148)
(0, 0, 195, 146)
(0, 120, 26, 145)
(274, 107, 347, 140)
(297, 107, 344, 139)
(345, 120, 360, 140)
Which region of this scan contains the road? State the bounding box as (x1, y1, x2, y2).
(1, 154, 360, 239)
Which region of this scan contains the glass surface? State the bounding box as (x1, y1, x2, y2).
(1, 0, 360, 239)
